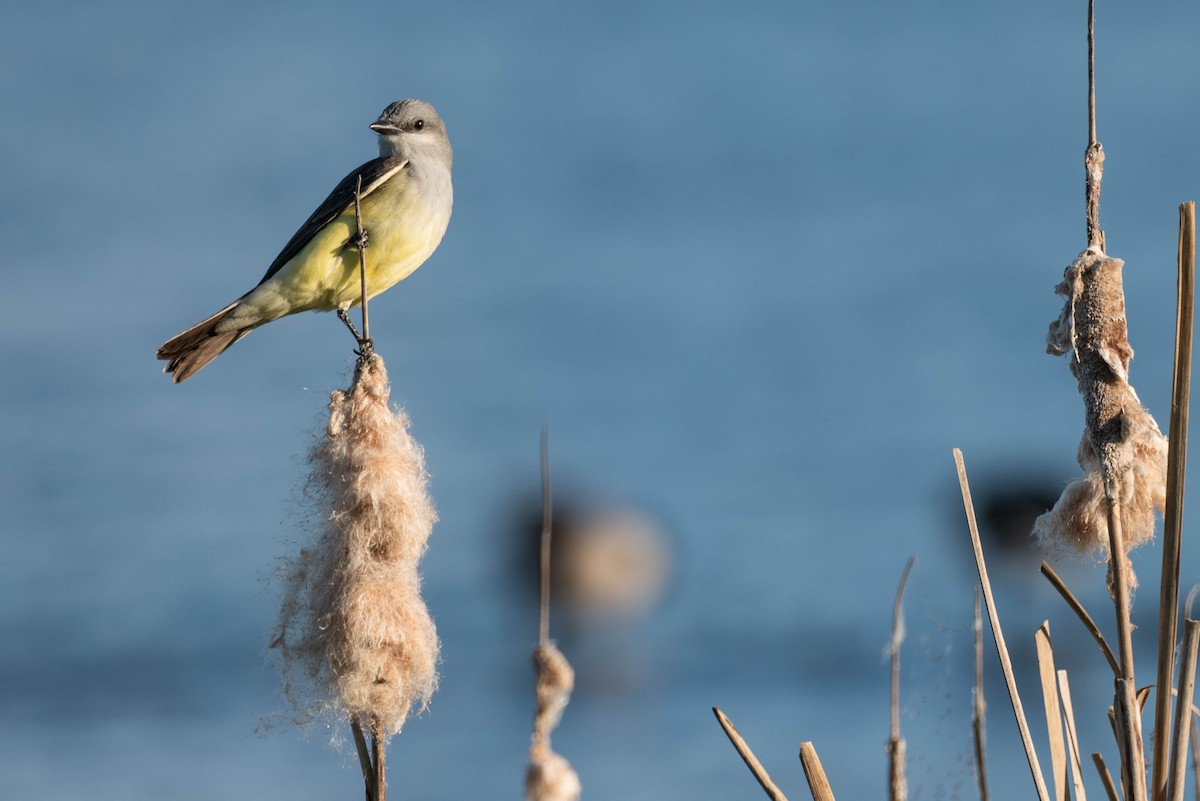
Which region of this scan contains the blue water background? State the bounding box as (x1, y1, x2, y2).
(3, 1, 1200, 798)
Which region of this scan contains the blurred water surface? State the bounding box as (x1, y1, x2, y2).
(3, 2, 1200, 799)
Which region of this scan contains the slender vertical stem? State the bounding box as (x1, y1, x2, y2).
(1107, 502, 1146, 801)
(1152, 201, 1196, 801)
(973, 590, 990, 801)
(889, 556, 915, 801)
(355, 174, 371, 345)
(538, 425, 552, 647)
(953, 449, 1051, 801)
(1087, 0, 1096, 147)
(1084, 0, 1104, 251)
(372, 720, 386, 801)
(1167, 621, 1200, 801)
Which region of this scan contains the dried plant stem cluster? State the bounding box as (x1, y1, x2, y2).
(274, 353, 439, 799)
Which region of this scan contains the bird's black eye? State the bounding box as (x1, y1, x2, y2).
(413, 119, 425, 131)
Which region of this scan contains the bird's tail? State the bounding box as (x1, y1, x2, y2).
(157, 301, 253, 383)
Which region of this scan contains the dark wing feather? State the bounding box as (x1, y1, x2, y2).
(253, 155, 409, 288)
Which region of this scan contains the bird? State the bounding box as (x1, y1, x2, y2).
(157, 98, 453, 382)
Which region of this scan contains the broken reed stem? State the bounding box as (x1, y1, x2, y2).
(953, 449, 1051, 801)
(1093, 753, 1121, 801)
(712, 708, 789, 801)
(539, 426, 552, 647)
(1166, 620, 1200, 801)
(799, 742, 837, 801)
(1036, 624, 1068, 801)
(889, 556, 915, 801)
(973, 591, 989, 801)
(1041, 562, 1120, 676)
(355, 175, 371, 346)
(1153, 201, 1196, 801)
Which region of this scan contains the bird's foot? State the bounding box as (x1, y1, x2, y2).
(337, 308, 363, 340)
(354, 338, 375, 359)
(352, 229, 370, 251)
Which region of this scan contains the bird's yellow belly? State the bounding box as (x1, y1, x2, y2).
(249, 181, 447, 320)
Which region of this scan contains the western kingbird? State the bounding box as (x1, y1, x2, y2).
(157, 98, 453, 382)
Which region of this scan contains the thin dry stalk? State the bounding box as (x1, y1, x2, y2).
(1166, 621, 1200, 801)
(973, 591, 990, 801)
(1058, 670, 1088, 801)
(538, 426, 552, 647)
(1094, 753, 1121, 801)
(372, 720, 386, 801)
(1153, 201, 1196, 801)
(799, 742, 837, 801)
(1036, 624, 1069, 801)
(1085, 0, 1103, 249)
(525, 437, 581, 801)
(1108, 507, 1147, 801)
(712, 708, 789, 801)
(350, 716, 375, 801)
(954, 448, 1052, 801)
(354, 175, 371, 347)
(1113, 678, 1148, 801)
(888, 556, 915, 801)
(1041, 562, 1120, 675)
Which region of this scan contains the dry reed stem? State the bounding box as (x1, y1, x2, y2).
(712, 708, 789, 801)
(1041, 562, 1120, 675)
(350, 715, 375, 801)
(1108, 506, 1147, 801)
(354, 176, 371, 346)
(1113, 678, 1148, 801)
(973, 590, 989, 801)
(1058, 670, 1088, 801)
(1152, 201, 1196, 801)
(525, 436, 581, 801)
(1093, 753, 1121, 801)
(273, 353, 440, 743)
(1166, 621, 1200, 801)
(954, 448, 1052, 801)
(888, 556, 915, 801)
(1036, 624, 1069, 801)
(799, 742, 836, 801)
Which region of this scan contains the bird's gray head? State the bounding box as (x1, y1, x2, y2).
(370, 99, 452, 168)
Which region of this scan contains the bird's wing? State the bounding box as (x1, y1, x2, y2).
(253, 155, 410, 288)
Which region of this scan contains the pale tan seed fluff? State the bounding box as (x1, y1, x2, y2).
(1037, 250, 1168, 570)
(273, 353, 439, 738)
(526, 643, 581, 801)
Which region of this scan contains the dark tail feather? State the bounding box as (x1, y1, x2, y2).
(157, 302, 252, 383)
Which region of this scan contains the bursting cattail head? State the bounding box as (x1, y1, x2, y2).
(273, 354, 439, 737)
(1037, 250, 1168, 571)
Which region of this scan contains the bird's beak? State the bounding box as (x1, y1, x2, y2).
(370, 122, 402, 135)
